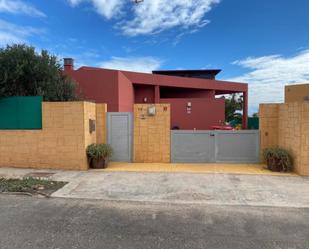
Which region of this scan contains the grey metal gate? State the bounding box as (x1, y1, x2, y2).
(215, 130, 260, 163)
(171, 131, 216, 163)
(171, 130, 260, 163)
(107, 112, 132, 162)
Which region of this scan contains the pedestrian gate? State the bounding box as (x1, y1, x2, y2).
(107, 112, 132, 162)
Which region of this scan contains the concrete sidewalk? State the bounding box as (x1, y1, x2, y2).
(0, 167, 308, 208)
(52, 171, 309, 208)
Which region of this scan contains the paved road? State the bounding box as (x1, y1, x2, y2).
(0, 195, 308, 249)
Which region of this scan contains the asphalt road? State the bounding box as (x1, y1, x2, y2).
(0, 195, 308, 249)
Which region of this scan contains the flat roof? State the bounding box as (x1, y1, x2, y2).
(122, 70, 247, 93)
(152, 69, 221, 79)
(73, 66, 247, 93)
(153, 69, 221, 74)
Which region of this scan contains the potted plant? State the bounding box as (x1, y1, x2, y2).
(86, 143, 113, 169)
(263, 147, 293, 172)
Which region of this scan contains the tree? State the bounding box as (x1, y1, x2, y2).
(225, 94, 243, 124)
(0, 44, 80, 101)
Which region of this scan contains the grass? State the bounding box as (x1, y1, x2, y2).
(0, 177, 67, 195)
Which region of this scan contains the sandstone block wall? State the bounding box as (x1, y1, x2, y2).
(95, 104, 107, 144)
(133, 104, 170, 163)
(0, 101, 105, 171)
(260, 102, 309, 176)
(285, 84, 309, 102)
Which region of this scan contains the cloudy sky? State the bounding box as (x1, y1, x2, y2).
(1, 0, 309, 113)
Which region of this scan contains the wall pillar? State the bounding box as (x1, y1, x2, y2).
(242, 91, 248, 129)
(154, 85, 160, 103)
(133, 104, 170, 163)
(95, 103, 107, 144)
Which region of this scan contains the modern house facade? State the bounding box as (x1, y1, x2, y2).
(64, 58, 248, 129)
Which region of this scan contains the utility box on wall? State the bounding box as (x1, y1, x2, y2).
(147, 105, 156, 116)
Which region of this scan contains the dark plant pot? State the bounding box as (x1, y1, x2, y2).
(90, 158, 108, 169)
(266, 156, 284, 172)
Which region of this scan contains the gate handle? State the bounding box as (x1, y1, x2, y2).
(210, 133, 215, 136)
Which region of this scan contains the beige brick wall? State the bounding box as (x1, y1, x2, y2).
(133, 104, 170, 163)
(259, 104, 279, 154)
(285, 83, 309, 102)
(259, 102, 309, 176)
(278, 103, 302, 173)
(83, 102, 97, 149)
(95, 104, 107, 143)
(0, 101, 101, 171)
(300, 102, 309, 175)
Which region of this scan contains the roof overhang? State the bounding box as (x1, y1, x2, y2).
(121, 71, 247, 93)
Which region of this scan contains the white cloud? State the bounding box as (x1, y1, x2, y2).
(67, 0, 219, 36)
(0, 32, 23, 45)
(0, 0, 46, 17)
(99, 56, 162, 72)
(68, 0, 125, 19)
(0, 19, 43, 46)
(122, 0, 218, 36)
(227, 50, 309, 114)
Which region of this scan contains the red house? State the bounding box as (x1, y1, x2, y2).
(64, 58, 248, 130)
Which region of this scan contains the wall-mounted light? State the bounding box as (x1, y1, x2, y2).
(187, 102, 192, 114)
(143, 97, 148, 103)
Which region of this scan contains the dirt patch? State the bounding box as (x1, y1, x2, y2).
(0, 177, 67, 197)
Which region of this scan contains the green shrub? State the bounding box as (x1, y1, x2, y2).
(0, 44, 80, 101)
(86, 143, 113, 160)
(263, 147, 293, 172)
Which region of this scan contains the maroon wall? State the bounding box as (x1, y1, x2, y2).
(122, 71, 248, 93)
(161, 98, 225, 130)
(118, 72, 134, 112)
(134, 84, 155, 103)
(67, 68, 120, 112)
(64, 67, 247, 129)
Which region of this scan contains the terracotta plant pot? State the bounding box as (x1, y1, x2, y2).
(90, 158, 108, 169)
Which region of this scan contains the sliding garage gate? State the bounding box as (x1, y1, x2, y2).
(171, 130, 260, 163)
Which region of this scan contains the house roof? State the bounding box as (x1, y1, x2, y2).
(75, 66, 247, 94)
(152, 69, 221, 80)
(120, 71, 247, 94)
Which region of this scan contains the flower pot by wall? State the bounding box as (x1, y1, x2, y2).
(90, 158, 108, 169)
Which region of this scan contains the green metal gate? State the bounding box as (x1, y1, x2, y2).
(0, 96, 42, 129)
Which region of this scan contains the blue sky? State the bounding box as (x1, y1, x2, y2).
(1, 0, 309, 114)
